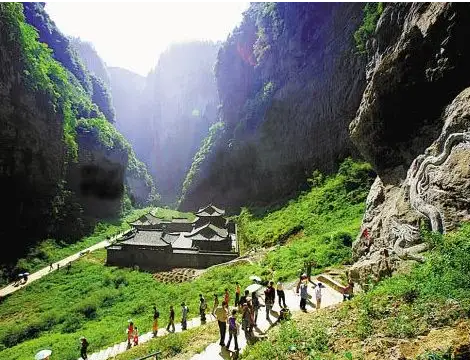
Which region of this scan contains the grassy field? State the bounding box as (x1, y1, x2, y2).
(241, 223, 470, 359)
(0, 159, 373, 360)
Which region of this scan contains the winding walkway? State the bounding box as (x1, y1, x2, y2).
(191, 279, 343, 360)
(0, 230, 130, 298)
(83, 278, 343, 360)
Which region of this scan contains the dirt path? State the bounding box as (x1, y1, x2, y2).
(0, 230, 130, 298)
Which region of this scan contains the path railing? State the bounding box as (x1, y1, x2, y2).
(133, 351, 161, 360)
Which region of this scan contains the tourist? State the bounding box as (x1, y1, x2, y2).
(224, 288, 230, 306)
(315, 282, 323, 310)
(241, 302, 250, 333)
(127, 321, 134, 347)
(212, 294, 219, 316)
(57, 263, 60, 270)
(251, 291, 261, 325)
(79, 336, 88, 359)
(181, 302, 189, 330)
(234, 282, 241, 307)
(133, 326, 139, 346)
(66, 262, 72, 274)
(276, 280, 287, 308)
(152, 305, 160, 337)
(22, 273, 28, 283)
(343, 281, 354, 301)
(297, 279, 308, 311)
(226, 309, 239, 351)
(214, 300, 228, 346)
(166, 306, 175, 333)
(199, 294, 207, 322)
(239, 290, 249, 310)
(264, 281, 275, 320)
(49, 263, 53, 271)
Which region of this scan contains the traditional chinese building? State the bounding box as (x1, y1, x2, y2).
(106, 205, 238, 271)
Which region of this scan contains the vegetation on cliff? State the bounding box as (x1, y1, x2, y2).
(0, 3, 157, 272)
(354, 2, 384, 53)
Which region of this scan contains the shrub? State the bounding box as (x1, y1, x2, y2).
(354, 3, 384, 53)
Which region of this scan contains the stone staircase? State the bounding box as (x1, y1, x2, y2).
(80, 315, 217, 360)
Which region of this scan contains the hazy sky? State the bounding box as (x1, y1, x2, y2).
(45, 2, 249, 76)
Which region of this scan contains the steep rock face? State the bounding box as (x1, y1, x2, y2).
(179, 3, 366, 212)
(113, 42, 220, 205)
(349, 3, 470, 288)
(108, 67, 145, 146)
(0, 5, 66, 261)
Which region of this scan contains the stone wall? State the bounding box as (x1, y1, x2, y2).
(106, 245, 238, 271)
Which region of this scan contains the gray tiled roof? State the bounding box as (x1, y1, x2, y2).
(172, 234, 195, 249)
(121, 230, 169, 247)
(185, 223, 228, 238)
(196, 204, 225, 216)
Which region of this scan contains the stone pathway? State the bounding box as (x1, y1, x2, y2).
(83, 278, 343, 360)
(83, 316, 217, 360)
(190, 278, 343, 360)
(0, 230, 130, 298)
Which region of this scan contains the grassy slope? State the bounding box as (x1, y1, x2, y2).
(241, 224, 470, 360)
(0, 159, 372, 360)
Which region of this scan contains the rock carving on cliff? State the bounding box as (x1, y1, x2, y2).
(409, 131, 470, 234)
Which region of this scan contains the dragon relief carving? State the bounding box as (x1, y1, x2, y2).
(408, 131, 470, 234)
(385, 131, 470, 262)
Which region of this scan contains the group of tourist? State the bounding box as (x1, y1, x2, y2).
(126, 321, 140, 348)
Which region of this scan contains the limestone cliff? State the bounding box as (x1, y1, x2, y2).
(349, 3, 470, 288)
(179, 3, 366, 212)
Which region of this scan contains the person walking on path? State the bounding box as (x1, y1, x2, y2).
(297, 279, 309, 311)
(133, 327, 139, 346)
(79, 336, 88, 359)
(251, 291, 261, 325)
(315, 282, 323, 310)
(152, 305, 160, 337)
(264, 281, 276, 321)
(49, 263, 53, 271)
(234, 282, 241, 307)
(127, 321, 134, 348)
(214, 300, 228, 346)
(224, 288, 230, 306)
(181, 302, 189, 330)
(199, 294, 207, 323)
(212, 294, 219, 316)
(239, 289, 249, 310)
(166, 305, 175, 333)
(276, 280, 287, 308)
(226, 309, 239, 351)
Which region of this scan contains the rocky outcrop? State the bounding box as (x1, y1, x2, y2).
(349, 3, 470, 288)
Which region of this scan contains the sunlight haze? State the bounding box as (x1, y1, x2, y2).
(45, 2, 249, 76)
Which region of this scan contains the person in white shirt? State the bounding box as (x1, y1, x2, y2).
(315, 282, 323, 310)
(276, 281, 287, 308)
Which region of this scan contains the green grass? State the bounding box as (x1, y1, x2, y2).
(241, 223, 470, 359)
(238, 159, 374, 280)
(0, 159, 372, 359)
(113, 322, 219, 360)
